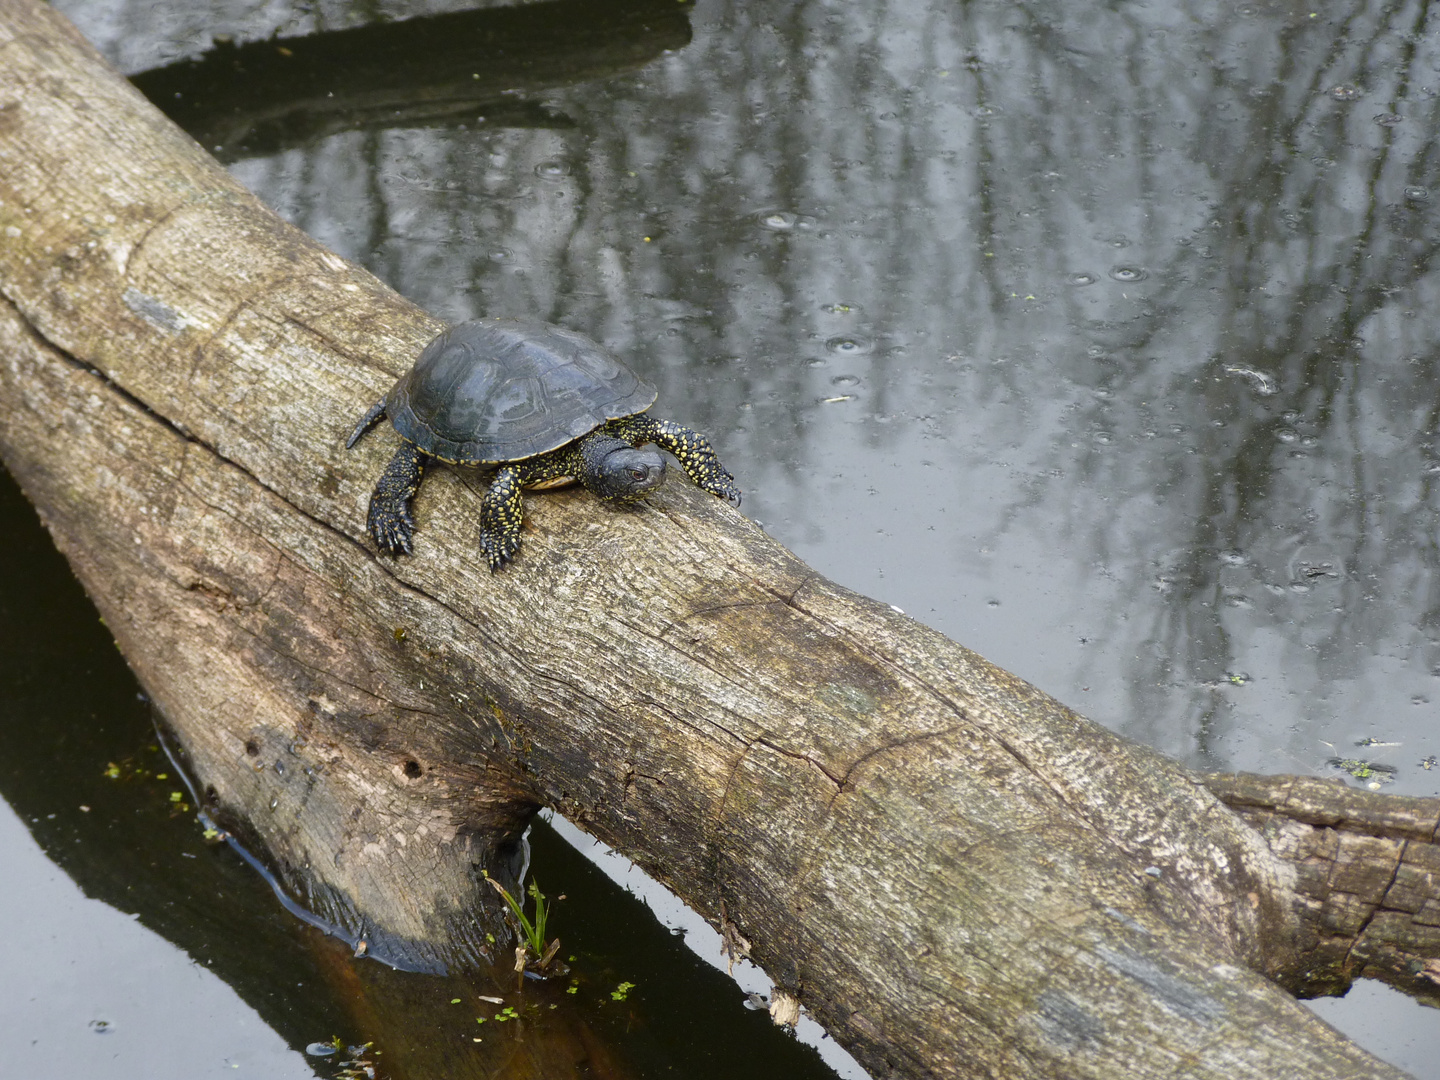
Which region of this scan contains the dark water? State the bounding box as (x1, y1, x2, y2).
(8, 0, 1440, 1075)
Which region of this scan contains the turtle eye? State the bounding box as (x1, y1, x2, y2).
(628, 466, 650, 482)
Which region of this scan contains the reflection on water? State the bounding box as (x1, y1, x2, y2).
(202, 0, 1440, 790)
(32, 0, 1440, 1074)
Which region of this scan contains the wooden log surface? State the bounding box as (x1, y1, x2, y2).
(0, 1, 1429, 1077)
(1206, 772, 1440, 1006)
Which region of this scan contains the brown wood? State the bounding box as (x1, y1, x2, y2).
(0, 1, 1433, 1077)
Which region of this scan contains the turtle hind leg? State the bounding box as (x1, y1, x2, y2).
(346, 399, 388, 449)
(367, 443, 428, 555)
(479, 466, 526, 571)
(607, 415, 741, 507)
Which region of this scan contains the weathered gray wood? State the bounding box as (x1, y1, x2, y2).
(0, 2, 1429, 1077)
(1206, 771, 1440, 1006)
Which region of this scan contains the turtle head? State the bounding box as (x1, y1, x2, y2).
(588, 443, 667, 502)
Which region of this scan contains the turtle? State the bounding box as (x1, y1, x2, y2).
(346, 318, 741, 570)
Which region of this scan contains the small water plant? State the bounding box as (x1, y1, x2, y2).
(483, 872, 564, 977)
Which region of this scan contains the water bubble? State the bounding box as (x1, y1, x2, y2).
(90, 1020, 114, 1035)
(1068, 272, 1098, 287)
(831, 374, 860, 387)
(534, 160, 571, 179)
(1374, 113, 1402, 127)
(806, 357, 827, 367)
(1109, 266, 1147, 282)
(1218, 550, 1248, 566)
(1276, 428, 1298, 443)
(488, 247, 513, 262)
(1405, 186, 1430, 202)
(757, 210, 798, 231)
(826, 336, 872, 355)
(1329, 83, 1360, 101)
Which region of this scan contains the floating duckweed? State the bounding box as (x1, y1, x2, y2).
(1328, 757, 1397, 784)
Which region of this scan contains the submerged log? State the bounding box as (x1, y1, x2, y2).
(0, 2, 1434, 1077)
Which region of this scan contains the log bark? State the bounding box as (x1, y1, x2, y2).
(1204, 772, 1440, 1007)
(0, 2, 1433, 1077)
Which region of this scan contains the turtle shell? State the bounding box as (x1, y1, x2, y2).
(386, 319, 658, 465)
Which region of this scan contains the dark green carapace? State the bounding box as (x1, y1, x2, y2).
(347, 319, 741, 570)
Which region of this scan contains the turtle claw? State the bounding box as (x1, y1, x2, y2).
(702, 470, 742, 508)
(370, 507, 414, 556)
(365, 443, 426, 556)
(479, 530, 521, 572)
(716, 473, 742, 507)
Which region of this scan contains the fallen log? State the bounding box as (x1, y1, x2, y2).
(0, 1, 1432, 1077)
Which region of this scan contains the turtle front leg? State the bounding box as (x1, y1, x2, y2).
(607, 415, 741, 506)
(367, 442, 428, 555)
(479, 466, 526, 571)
